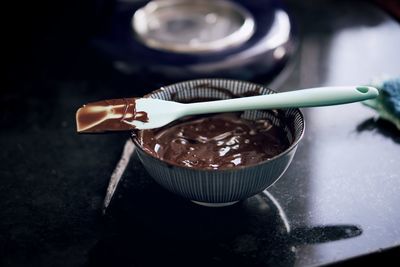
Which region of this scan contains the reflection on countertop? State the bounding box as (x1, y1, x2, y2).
(92, 179, 362, 267)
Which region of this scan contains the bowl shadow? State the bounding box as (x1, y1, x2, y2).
(89, 161, 362, 267)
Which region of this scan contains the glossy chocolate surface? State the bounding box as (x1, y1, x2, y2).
(138, 113, 290, 169)
(76, 98, 148, 133)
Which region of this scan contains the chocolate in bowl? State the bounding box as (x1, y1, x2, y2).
(137, 111, 291, 170)
(132, 79, 304, 207)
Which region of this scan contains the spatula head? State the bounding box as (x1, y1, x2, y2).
(76, 98, 183, 133)
(76, 98, 140, 133)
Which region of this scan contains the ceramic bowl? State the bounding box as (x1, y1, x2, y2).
(132, 79, 305, 207)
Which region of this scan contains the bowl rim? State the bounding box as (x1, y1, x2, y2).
(132, 78, 305, 172)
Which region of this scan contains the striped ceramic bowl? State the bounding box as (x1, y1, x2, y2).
(132, 79, 305, 207)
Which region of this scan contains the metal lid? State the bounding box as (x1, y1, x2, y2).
(132, 0, 255, 54)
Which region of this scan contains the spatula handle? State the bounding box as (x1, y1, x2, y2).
(184, 86, 379, 115)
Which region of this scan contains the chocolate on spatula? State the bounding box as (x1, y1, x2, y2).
(76, 98, 148, 133)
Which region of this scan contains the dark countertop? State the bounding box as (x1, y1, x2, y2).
(1, 1, 400, 266)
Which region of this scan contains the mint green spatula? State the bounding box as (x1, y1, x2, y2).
(76, 86, 378, 132)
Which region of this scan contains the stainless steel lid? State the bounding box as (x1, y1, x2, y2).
(132, 0, 255, 54)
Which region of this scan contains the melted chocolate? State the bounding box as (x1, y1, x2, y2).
(76, 98, 149, 133)
(138, 113, 290, 170)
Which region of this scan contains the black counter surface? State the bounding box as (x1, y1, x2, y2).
(1, 0, 400, 266)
